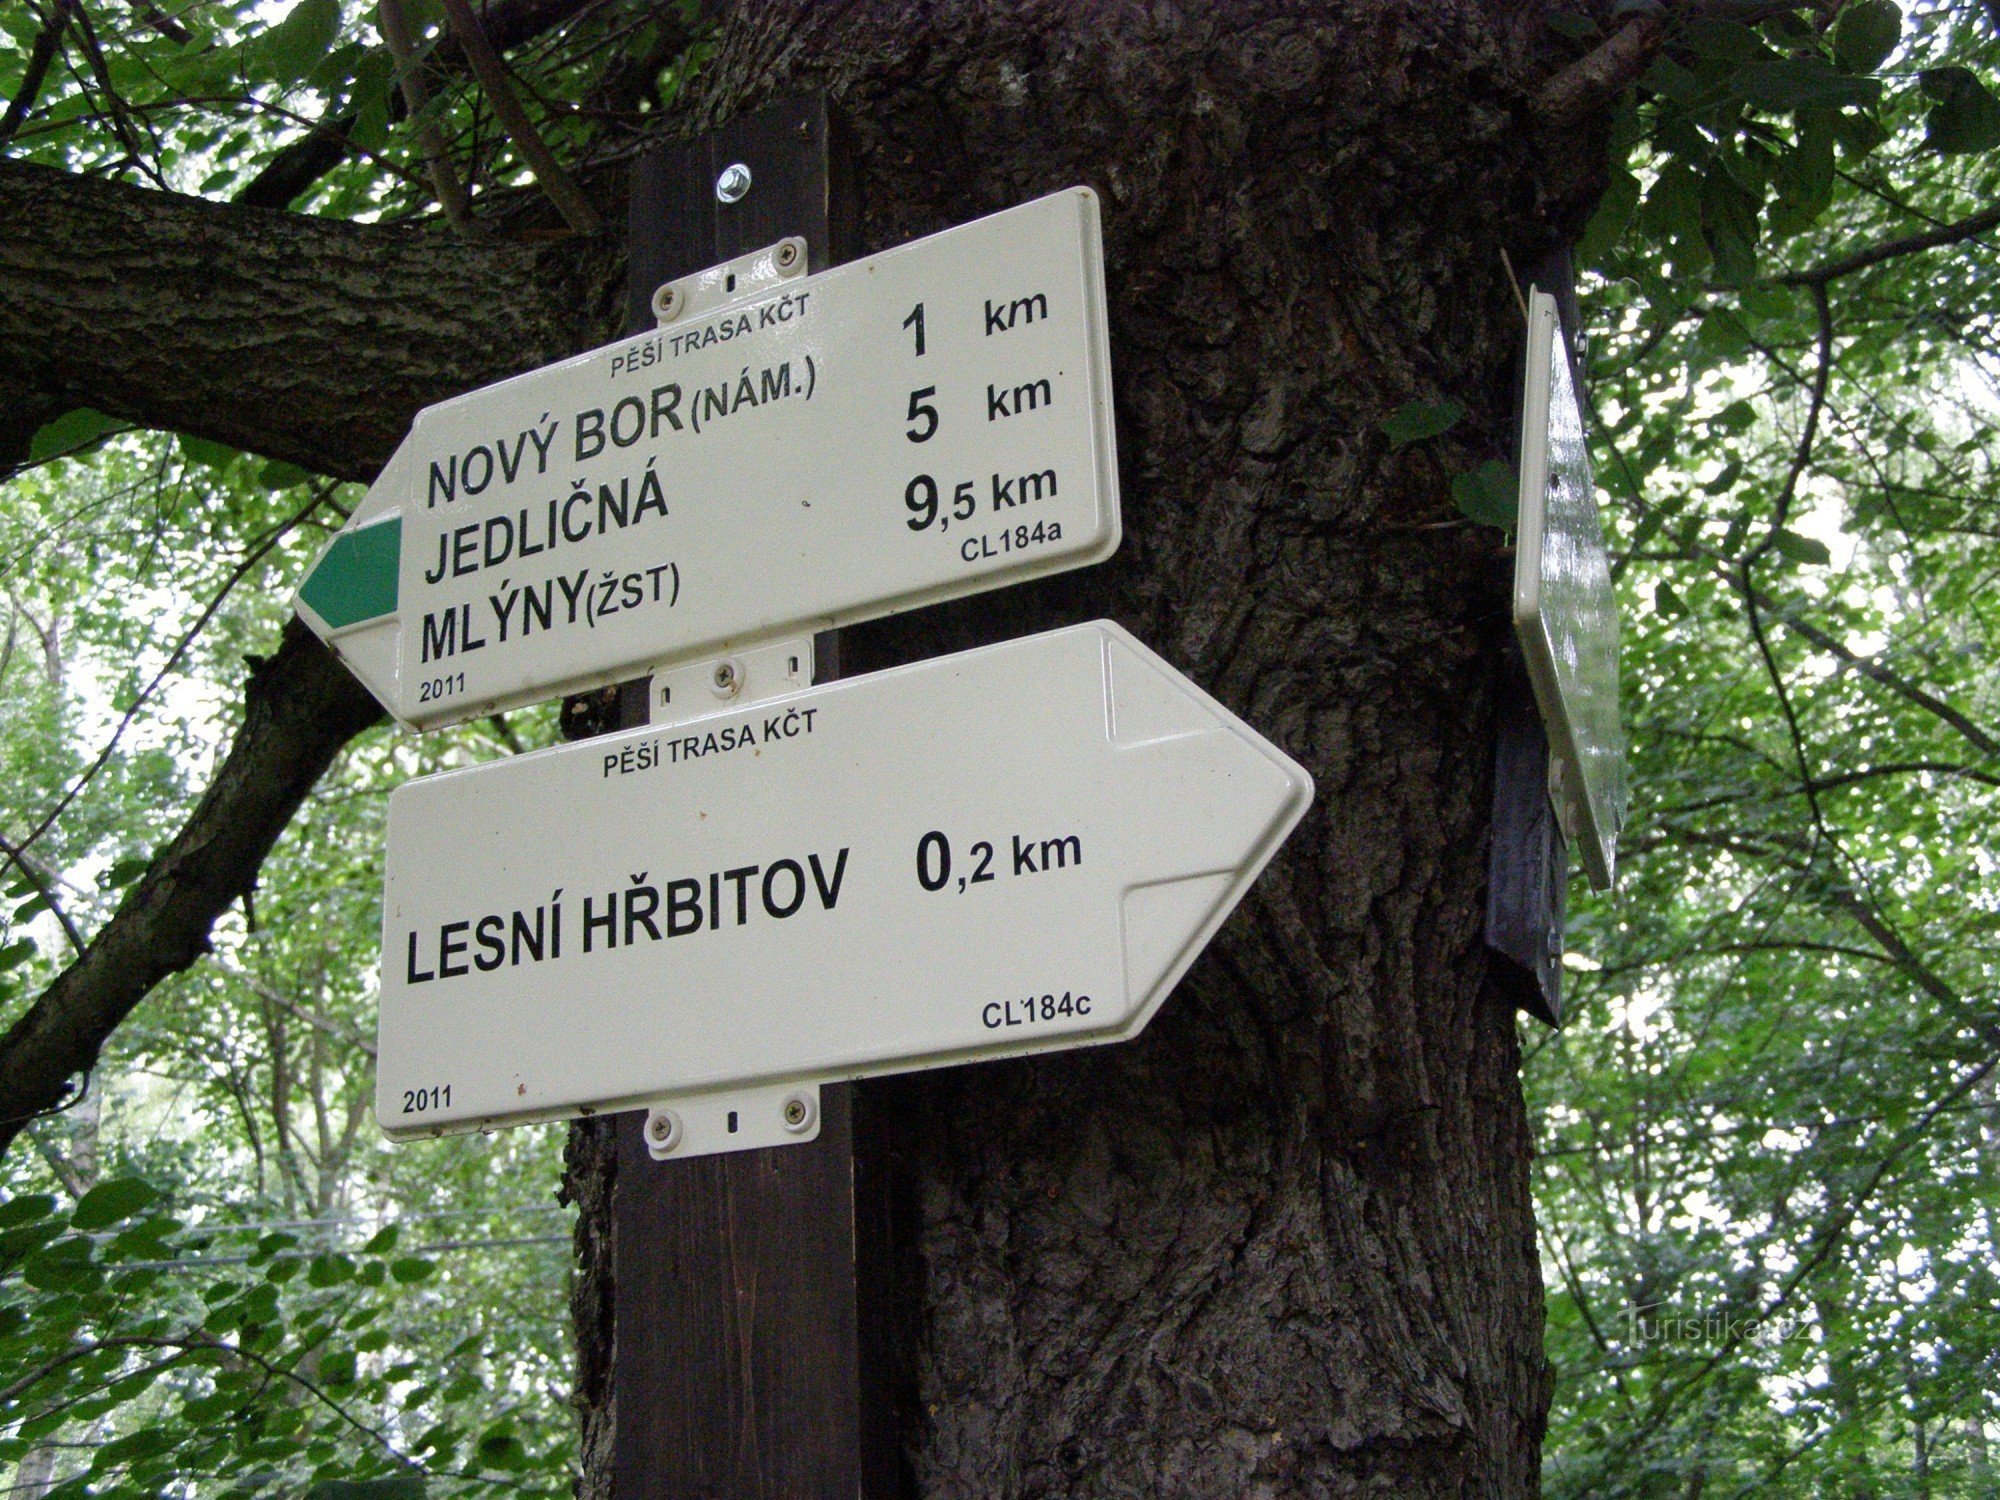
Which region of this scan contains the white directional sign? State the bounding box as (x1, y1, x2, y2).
(294, 188, 1120, 730)
(1514, 288, 1627, 890)
(376, 621, 1312, 1140)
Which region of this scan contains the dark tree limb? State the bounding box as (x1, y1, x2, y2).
(0, 157, 621, 479)
(0, 0, 78, 147)
(235, 108, 358, 211)
(0, 622, 384, 1153)
(1782, 198, 2000, 286)
(1534, 12, 1666, 124)
(379, 0, 478, 235)
(439, 0, 603, 233)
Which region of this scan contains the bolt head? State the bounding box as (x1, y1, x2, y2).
(653, 285, 682, 321)
(713, 662, 737, 690)
(715, 162, 753, 204)
(645, 1114, 671, 1141)
(784, 1099, 807, 1126)
(776, 240, 800, 269)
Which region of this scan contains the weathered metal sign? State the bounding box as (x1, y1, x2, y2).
(375, 622, 1312, 1140)
(1514, 288, 1627, 889)
(294, 188, 1120, 729)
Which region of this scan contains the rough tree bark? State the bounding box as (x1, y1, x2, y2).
(562, 2, 1622, 1494)
(0, 159, 621, 481)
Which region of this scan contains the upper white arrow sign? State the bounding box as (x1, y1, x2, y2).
(293, 188, 1120, 730)
(375, 621, 1312, 1139)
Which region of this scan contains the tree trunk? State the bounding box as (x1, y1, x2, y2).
(570, 1, 1612, 1493)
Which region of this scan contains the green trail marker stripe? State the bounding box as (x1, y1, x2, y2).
(300, 515, 400, 630)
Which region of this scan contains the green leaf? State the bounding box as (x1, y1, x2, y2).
(390, 1256, 436, 1284)
(1452, 460, 1517, 530)
(1380, 398, 1466, 447)
(1771, 529, 1832, 565)
(1767, 113, 1835, 238)
(23, 1239, 102, 1292)
(0, 1193, 58, 1227)
(1579, 167, 1640, 266)
(1682, 19, 1774, 66)
(1833, 0, 1901, 73)
(100, 856, 151, 890)
(308, 1480, 425, 1500)
(71, 1178, 161, 1231)
(90, 1428, 176, 1473)
(474, 1426, 529, 1473)
(1700, 158, 1761, 283)
(1736, 57, 1881, 113)
(1654, 580, 1688, 618)
(250, 1231, 299, 1263)
(258, 459, 318, 489)
(28, 409, 122, 463)
(362, 1224, 399, 1253)
(1919, 67, 2000, 154)
(178, 433, 240, 469)
(262, 0, 342, 86)
(308, 1251, 355, 1286)
(1713, 400, 1758, 433)
(0, 937, 34, 970)
(1829, 106, 1888, 157)
(318, 1349, 359, 1386)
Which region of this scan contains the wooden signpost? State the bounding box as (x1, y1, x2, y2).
(606, 98, 874, 1498)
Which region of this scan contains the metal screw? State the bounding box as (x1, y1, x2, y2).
(644, 1111, 681, 1152)
(653, 284, 682, 321)
(715, 162, 753, 204)
(712, 660, 739, 694)
(783, 1098, 807, 1127)
(776, 240, 800, 270)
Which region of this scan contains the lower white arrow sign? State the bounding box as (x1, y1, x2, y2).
(376, 621, 1312, 1141)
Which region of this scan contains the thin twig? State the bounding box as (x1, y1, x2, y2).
(67, 2, 166, 186)
(0, 833, 85, 956)
(1747, 283, 1834, 561)
(0, 0, 78, 146)
(436, 0, 601, 234)
(15, 486, 335, 858)
(1782, 200, 2000, 288)
(378, 0, 478, 236)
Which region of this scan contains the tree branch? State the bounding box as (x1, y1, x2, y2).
(439, 0, 602, 234)
(0, 157, 618, 480)
(235, 107, 357, 211)
(1534, 13, 1666, 126)
(1736, 575, 2000, 761)
(0, 0, 78, 147)
(379, 0, 478, 236)
(0, 623, 384, 1157)
(1781, 199, 2000, 287)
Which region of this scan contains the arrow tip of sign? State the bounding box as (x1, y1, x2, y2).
(1094, 623, 1314, 1024)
